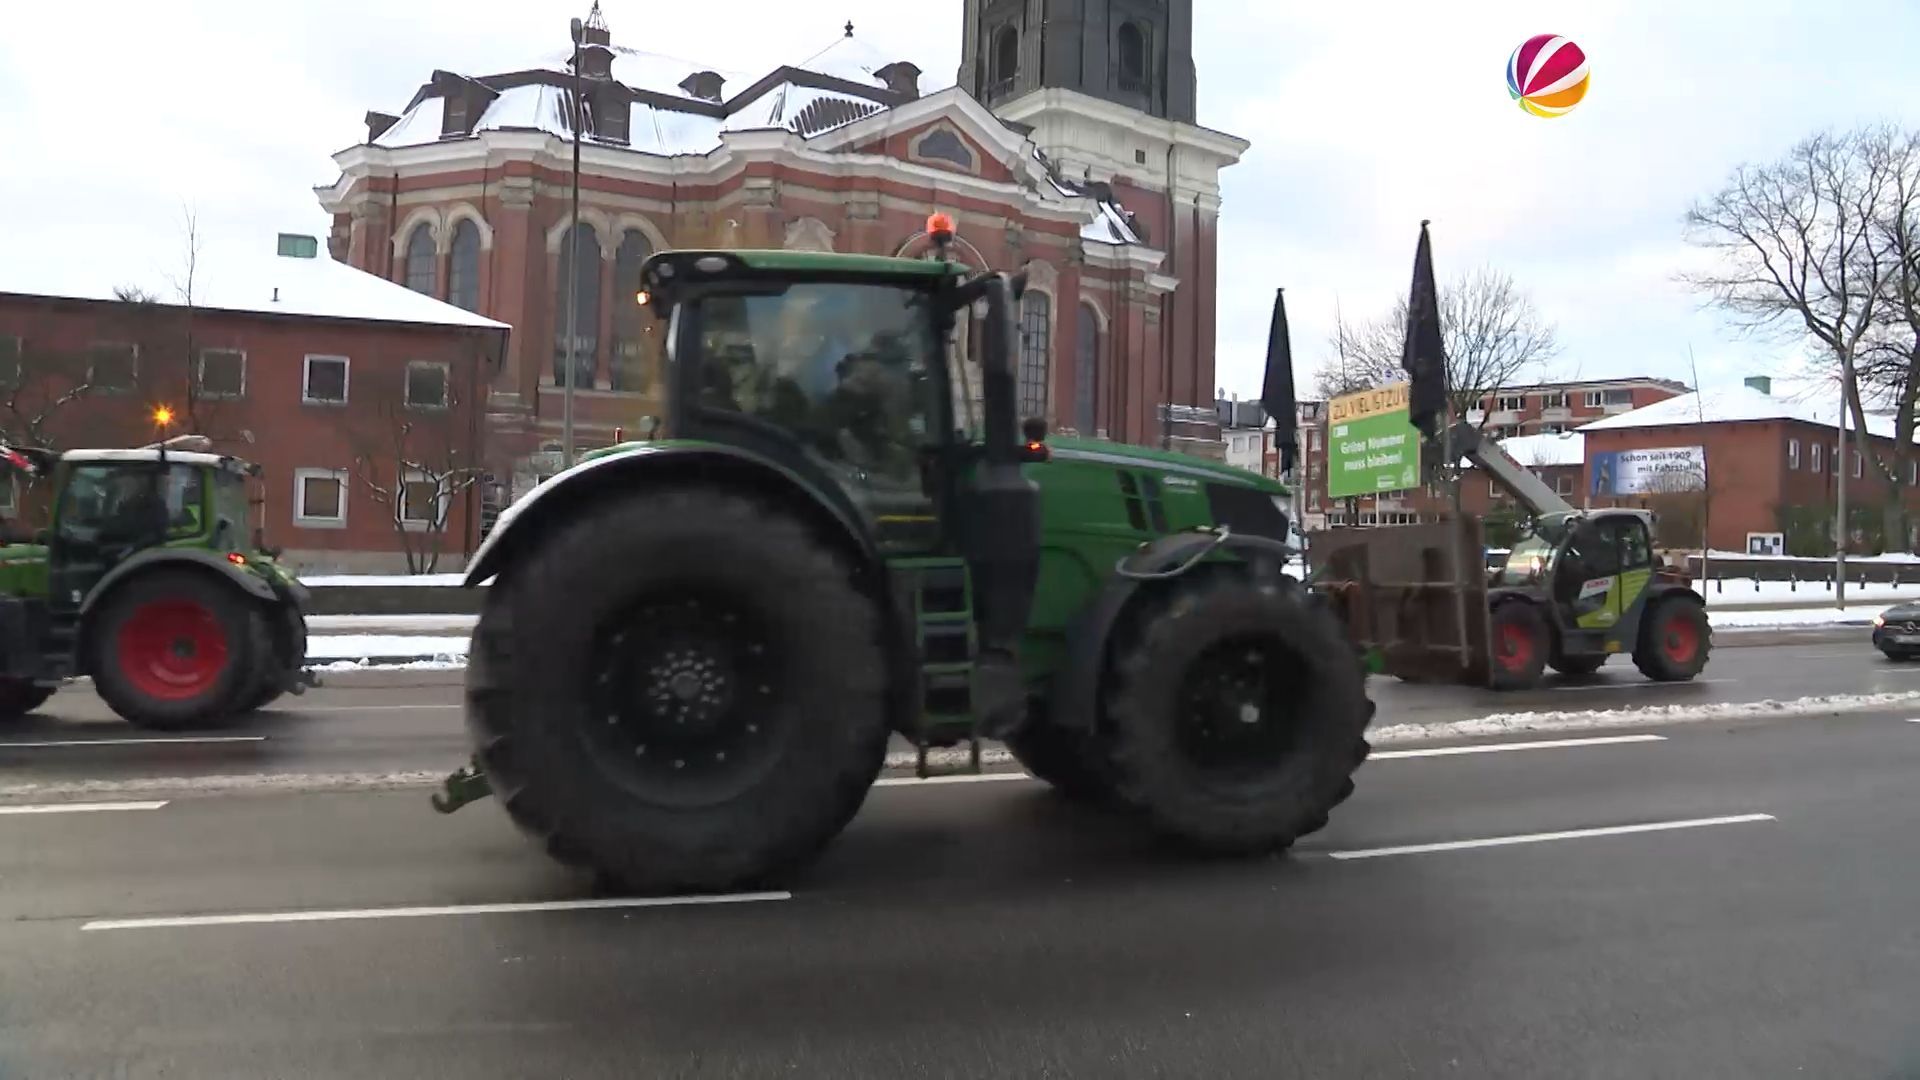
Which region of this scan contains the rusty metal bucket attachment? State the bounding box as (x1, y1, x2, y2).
(1304, 519, 1492, 686)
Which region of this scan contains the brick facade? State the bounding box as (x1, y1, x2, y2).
(0, 292, 498, 573)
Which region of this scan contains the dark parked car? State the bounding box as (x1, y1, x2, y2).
(1871, 603, 1920, 659)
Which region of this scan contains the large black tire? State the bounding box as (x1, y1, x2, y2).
(1100, 570, 1374, 855)
(0, 678, 54, 722)
(89, 571, 265, 731)
(238, 605, 305, 713)
(466, 487, 892, 895)
(1634, 596, 1710, 681)
(1003, 710, 1112, 801)
(1549, 652, 1607, 676)
(1488, 601, 1550, 690)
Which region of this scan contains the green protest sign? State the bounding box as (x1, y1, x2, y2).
(1326, 382, 1421, 498)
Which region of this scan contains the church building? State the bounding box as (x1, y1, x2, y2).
(315, 1, 1248, 506)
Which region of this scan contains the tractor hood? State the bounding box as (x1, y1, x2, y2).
(1042, 437, 1289, 495)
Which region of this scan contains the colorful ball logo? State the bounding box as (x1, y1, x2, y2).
(1506, 34, 1590, 117)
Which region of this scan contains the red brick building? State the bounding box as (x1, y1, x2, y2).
(1581, 377, 1920, 554)
(314, 4, 1247, 506)
(0, 239, 507, 572)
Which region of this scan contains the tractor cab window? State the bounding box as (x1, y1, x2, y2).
(213, 470, 250, 548)
(692, 282, 942, 485)
(57, 463, 205, 547)
(1614, 517, 1653, 571)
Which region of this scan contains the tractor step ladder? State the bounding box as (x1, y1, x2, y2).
(890, 557, 983, 779)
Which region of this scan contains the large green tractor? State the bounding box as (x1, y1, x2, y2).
(0, 436, 313, 729)
(442, 232, 1372, 893)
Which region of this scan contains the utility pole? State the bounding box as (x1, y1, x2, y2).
(561, 16, 585, 471)
(1836, 360, 1850, 608)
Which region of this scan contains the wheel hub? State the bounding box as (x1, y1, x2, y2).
(1175, 638, 1303, 779)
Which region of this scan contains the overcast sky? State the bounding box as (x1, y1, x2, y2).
(5, 1, 1917, 402)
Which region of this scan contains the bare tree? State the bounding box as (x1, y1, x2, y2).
(108, 205, 247, 448)
(1684, 126, 1915, 544)
(347, 352, 484, 574)
(1315, 266, 1562, 425)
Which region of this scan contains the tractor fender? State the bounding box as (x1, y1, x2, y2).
(78, 548, 278, 617)
(1047, 529, 1297, 734)
(464, 440, 878, 589)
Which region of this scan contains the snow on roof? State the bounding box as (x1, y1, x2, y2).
(1081, 201, 1142, 245)
(0, 240, 508, 332)
(797, 31, 902, 90)
(530, 45, 755, 104)
(1577, 382, 1913, 441)
(374, 96, 445, 149)
(1466, 431, 1585, 468)
(475, 83, 570, 135)
(63, 449, 231, 467)
(721, 80, 885, 138)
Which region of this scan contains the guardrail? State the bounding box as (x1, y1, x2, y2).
(304, 584, 483, 616)
(1683, 555, 1920, 589)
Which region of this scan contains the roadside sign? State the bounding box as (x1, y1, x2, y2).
(1326, 382, 1422, 498)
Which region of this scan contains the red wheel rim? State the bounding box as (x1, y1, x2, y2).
(1496, 621, 1533, 672)
(1661, 611, 1700, 665)
(116, 599, 229, 701)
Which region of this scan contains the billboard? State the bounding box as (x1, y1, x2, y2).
(1589, 446, 1706, 497)
(1327, 382, 1422, 498)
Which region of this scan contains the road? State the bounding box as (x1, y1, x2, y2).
(2, 634, 1917, 1078)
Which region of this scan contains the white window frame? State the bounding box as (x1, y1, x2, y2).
(293, 468, 348, 529)
(397, 468, 448, 532)
(1811, 442, 1822, 472)
(405, 360, 451, 410)
(1555, 474, 1574, 495)
(0, 334, 21, 389)
(1496, 394, 1525, 411)
(1787, 438, 1799, 470)
(1539, 391, 1567, 409)
(1582, 390, 1603, 408)
(88, 341, 138, 394)
(196, 347, 247, 399)
(1853, 451, 1863, 479)
(1489, 479, 1502, 498)
(0, 474, 16, 512)
(303, 354, 351, 406)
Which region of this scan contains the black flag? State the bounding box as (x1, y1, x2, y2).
(1401, 220, 1448, 436)
(1260, 287, 1299, 475)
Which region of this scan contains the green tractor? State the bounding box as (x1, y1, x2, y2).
(440, 232, 1373, 894)
(0, 436, 314, 729)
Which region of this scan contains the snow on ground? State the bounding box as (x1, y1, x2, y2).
(1703, 549, 1920, 564)
(1702, 579, 1920, 607)
(1367, 691, 1920, 744)
(299, 573, 470, 587)
(1709, 607, 1878, 629)
(306, 614, 478, 633)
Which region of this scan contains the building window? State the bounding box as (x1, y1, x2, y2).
(448, 219, 482, 312)
(197, 348, 245, 398)
(1541, 422, 1567, 434)
(1489, 479, 1502, 498)
(0, 475, 15, 512)
(0, 335, 20, 388)
(611, 228, 654, 393)
(1018, 291, 1051, 420)
(404, 223, 436, 295)
(1811, 442, 1822, 472)
(1555, 475, 1574, 495)
(406, 361, 449, 409)
(442, 94, 469, 137)
(1583, 388, 1633, 408)
(1787, 438, 1799, 469)
(596, 97, 630, 143)
(88, 342, 136, 393)
(1854, 451, 1863, 479)
(303, 355, 349, 404)
(294, 468, 347, 528)
(1074, 303, 1099, 436)
(553, 222, 601, 388)
(1496, 394, 1525, 411)
(399, 470, 442, 529)
(1911, 460, 1917, 486)
(990, 25, 1019, 89)
(1116, 21, 1148, 92)
(913, 129, 976, 171)
(1539, 391, 1567, 409)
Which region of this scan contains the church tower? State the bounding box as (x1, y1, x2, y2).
(958, 0, 1247, 454)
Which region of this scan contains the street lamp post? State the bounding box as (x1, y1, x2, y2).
(561, 16, 585, 471)
(1837, 361, 1850, 608)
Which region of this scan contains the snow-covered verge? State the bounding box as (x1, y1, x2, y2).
(306, 635, 469, 665)
(300, 573, 471, 587)
(1701, 579, 1920, 607)
(1708, 607, 1877, 629)
(306, 614, 478, 633)
(1368, 691, 1920, 744)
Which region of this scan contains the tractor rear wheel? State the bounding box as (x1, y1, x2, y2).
(90, 571, 264, 731)
(1101, 570, 1374, 855)
(1488, 601, 1550, 690)
(465, 487, 891, 895)
(0, 678, 54, 722)
(1634, 596, 1710, 681)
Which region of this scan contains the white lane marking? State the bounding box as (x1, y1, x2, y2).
(1372, 734, 1666, 759)
(0, 801, 169, 815)
(1548, 678, 1731, 693)
(294, 704, 459, 713)
(82, 891, 790, 931)
(0, 736, 266, 749)
(874, 772, 1033, 787)
(1328, 813, 1776, 861)
(1907, 718, 1920, 723)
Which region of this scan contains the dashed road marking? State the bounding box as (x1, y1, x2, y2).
(1328, 813, 1775, 861)
(0, 737, 266, 749)
(874, 772, 1032, 787)
(82, 891, 791, 931)
(0, 801, 169, 815)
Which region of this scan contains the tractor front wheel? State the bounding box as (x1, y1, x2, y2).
(1634, 597, 1710, 681)
(465, 487, 892, 895)
(1100, 571, 1374, 855)
(0, 678, 54, 722)
(89, 571, 264, 731)
(1488, 602, 1550, 690)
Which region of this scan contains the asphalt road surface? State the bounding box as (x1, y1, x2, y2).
(3, 632, 1917, 1078)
